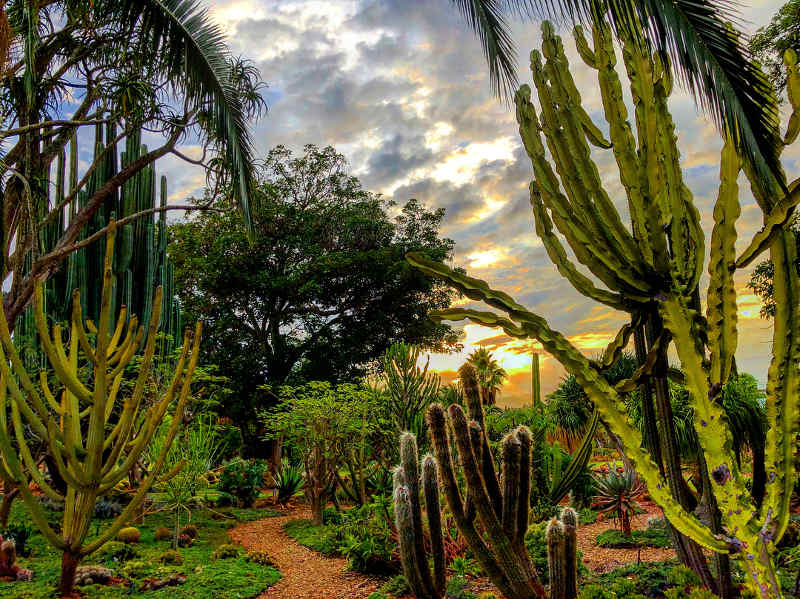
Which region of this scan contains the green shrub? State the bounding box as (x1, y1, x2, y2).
(97, 540, 139, 562)
(159, 549, 184, 565)
(667, 565, 701, 588)
(116, 526, 141, 543)
(446, 574, 478, 599)
(380, 574, 411, 597)
(3, 522, 34, 557)
(584, 561, 678, 598)
(211, 543, 241, 560)
(595, 526, 671, 549)
(450, 555, 480, 578)
(154, 526, 172, 541)
(368, 593, 388, 599)
(219, 458, 267, 507)
(579, 508, 598, 525)
(247, 549, 275, 566)
(322, 506, 343, 525)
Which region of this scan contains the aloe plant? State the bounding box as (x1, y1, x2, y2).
(591, 466, 646, 536)
(407, 19, 800, 599)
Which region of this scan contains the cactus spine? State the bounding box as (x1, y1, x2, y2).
(0, 223, 201, 596)
(407, 19, 800, 599)
(393, 433, 445, 599)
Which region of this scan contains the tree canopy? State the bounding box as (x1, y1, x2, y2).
(169, 144, 460, 446)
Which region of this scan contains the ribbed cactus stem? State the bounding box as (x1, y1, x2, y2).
(516, 426, 533, 545)
(547, 519, 567, 599)
(559, 508, 578, 599)
(532, 353, 541, 411)
(502, 433, 521, 538)
(393, 482, 427, 598)
(422, 455, 446, 597)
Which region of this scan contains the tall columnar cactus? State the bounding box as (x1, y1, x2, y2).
(426, 364, 547, 599)
(0, 222, 201, 597)
(408, 18, 800, 599)
(547, 508, 578, 599)
(532, 352, 541, 411)
(393, 433, 446, 599)
(16, 124, 181, 365)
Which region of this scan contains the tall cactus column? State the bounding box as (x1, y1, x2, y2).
(532, 352, 541, 412)
(426, 363, 548, 599)
(393, 433, 446, 599)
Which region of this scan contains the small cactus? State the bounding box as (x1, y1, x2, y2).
(115, 527, 141, 544)
(210, 543, 240, 560)
(154, 526, 171, 541)
(158, 550, 183, 565)
(179, 524, 198, 540)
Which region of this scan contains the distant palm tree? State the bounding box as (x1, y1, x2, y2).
(450, 0, 783, 194)
(467, 347, 508, 405)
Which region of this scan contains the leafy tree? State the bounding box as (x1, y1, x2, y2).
(169, 144, 460, 452)
(748, 213, 800, 318)
(466, 347, 507, 405)
(0, 0, 265, 331)
(263, 381, 379, 525)
(750, 0, 800, 97)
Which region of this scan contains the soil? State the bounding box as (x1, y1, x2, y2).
(228, 506, 383, 599)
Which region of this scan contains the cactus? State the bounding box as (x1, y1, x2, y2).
(407, 19, 800, 599)
(0, 222, 201, 596)
(532, 352, 541, 411)
(546, 509, 579, 599)
(393, 433, 446, 599)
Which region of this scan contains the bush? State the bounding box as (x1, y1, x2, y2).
(180, 524, 198, 539)
(211, 543, 241, 560)
(159, 549, 184, 565)
(595, 522, 671, 548)
(97, 540, 139, 562)
(94, 499, 123, 520)
(247, 550, 275, 566)
(275, 459, 304, 504)
(154, 526, 172, 541)
(219, 459, 267, 507)
(446, 574, 478, 599)
(116, 526, 141, 543)
(584, 561, 678, 598)
(368, 593, 388, 599)
(322, 506, 343, 525)
(4, 522, 34, 557)
(579, 508, 598, 525)
(380, 574, 411, 597)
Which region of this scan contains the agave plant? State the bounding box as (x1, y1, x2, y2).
(591, 465, 646, 536)
(275, 460, 304, 505)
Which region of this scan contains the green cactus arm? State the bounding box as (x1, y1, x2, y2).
(734, 180, 800, 269)
(38, 371, 64, 415)
(107, 317, 142, 367)
(408, 254, 730, 552)
(706, 133, 741, 385)
(501, 433, 521, 538)
(515, 426, 532, 544)
(614, 333, 666, 394)
(597, 314, 644, 370)
(762, 227, 800, 544)
(529, 185, 628, 310)
(659, 295, 756, 533)
(105, 308, 128, 357)
(8, 401, 65, 501)
(393, 483, 430, 598)
(549, 410, 598, 504)
(422, 456, 446, 597)
(84, 324, 200, 556)
(784, 49, 800, 144)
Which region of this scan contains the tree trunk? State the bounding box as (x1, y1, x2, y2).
(59, 551, 81, 598)
(311, 493, 325, 526)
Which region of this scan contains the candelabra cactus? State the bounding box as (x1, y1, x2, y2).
(0, 222, 201, 597)
(393, 433, 446, 599)
(408, 18, 800, 599)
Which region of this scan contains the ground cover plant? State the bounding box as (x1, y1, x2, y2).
(0, 501, 280, 598)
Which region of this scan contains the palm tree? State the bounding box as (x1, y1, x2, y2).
(0, 0, 265, 330)
(450, 0, 782, 195)
(466, 347, 508, 405)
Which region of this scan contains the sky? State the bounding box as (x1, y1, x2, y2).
(159, 0, 797, 407)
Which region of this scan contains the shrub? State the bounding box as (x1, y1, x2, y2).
(596, 524, 671, 549)
(275, 459, 304, 504)
(450, 555, 480, 578)
(159, 550, 184, 565)
(94, 499, 123, 520)
(97, 540, 138, 562)
(4, 522, 34, 557)
(579, 508, 598, 525)
(446, 574, 478, 599)
(322, 506, 343, 525)
(180, 524, 198, 539)
(247, 550, 275, 566)
(116, 526, 141, 544)
(219, 459, 267, 507)
(211, 543, 241, 560)
(666, 565, 701, 589)
(154, 526, 172, 541)
(368, 593, 388, 599)
(380, 574, 411, 597)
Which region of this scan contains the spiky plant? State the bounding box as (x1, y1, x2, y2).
(591, 466, 647, 536)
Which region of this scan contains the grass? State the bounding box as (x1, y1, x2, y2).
(0, 501, 282, 598)
(595, 526, 672, 549)
(282, 519, 339, 555)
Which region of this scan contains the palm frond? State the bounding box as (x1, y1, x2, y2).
(453, 0, 784, 193)
(115, 0, 258, 229)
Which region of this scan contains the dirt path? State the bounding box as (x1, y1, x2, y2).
(228, 507, 383, 599)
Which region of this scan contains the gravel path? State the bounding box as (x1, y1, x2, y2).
(228, 507, 383, 599)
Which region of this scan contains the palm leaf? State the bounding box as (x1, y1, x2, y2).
(114, 0, 257, 229)
(451, 0, 784, 195)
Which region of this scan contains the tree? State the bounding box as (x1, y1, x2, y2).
(749, 213, 800, 318)
(408, 20, 800, 598)
(169, 144, 460, 451)
(750, 0, 800, 97)
(450, 0, 782, 197)
(263, 381, 377, 525)
(466, 347, 507, 405)
(0, 0, 265, 331)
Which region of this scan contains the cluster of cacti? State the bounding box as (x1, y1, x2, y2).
(393, 432, 446, 599)
(546, 509, 578, 599)
(0, 222, 201, 596)
(17, 124, 180, 368)
(407, 17, 800, 599)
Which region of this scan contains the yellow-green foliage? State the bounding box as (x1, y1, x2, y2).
(116, 527, 141, 544)
(407, 19, 800, 599)
(154, 526, 171, 541)
(211, 543, 240, 560)
(246, 550, 275, 566)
